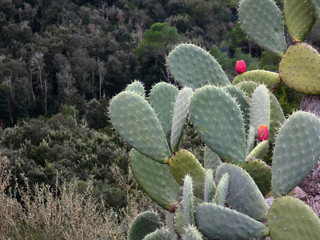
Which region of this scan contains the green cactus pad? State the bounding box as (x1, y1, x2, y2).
(195, 203, 269, 240)
(284, 0, 316, 42)
(174, 203, 187, 237)
(149, 82, 179, 135)
(204, 146, 222, 171)
(216, 163, 269, 221)
(170, 87, 193, 152)
(232, 70, 280, 90)
(237, 81, 285, 142)
(246, 126, 255, 155)
(130, 150, 179, 211)
(125, 80, 145, 97)
(110, 91, 171, 163)
(214, 173, 229, 206)
(242, 158, 272, 197)
(190, 86, 246, 163)
(272, 111, 320, 196)
(183, 226, 203, 240)
(236, 81, 260, 97)
(239, 0, 287, 55)
(250, 85, 271, 132)
(204, 169, 216, 203)
(168, 150, 206, 198)
(268, 196, 320, 240)
(128, 211, 161, 240)
(279, 43, 320, 95)
(143, 228, 171, 240)
(167, 44, 229, 89)
(269, 90, 285, 142)
(167, 213, 178, 240)
(310, 0, 320, 19)
(183, 175, 195, 226)
(223, 85, 250, 134)
(246, 140, 269, 162)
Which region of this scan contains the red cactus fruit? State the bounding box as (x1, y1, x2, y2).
(257, 125, 269, 142)
(235, 60, 246, 74)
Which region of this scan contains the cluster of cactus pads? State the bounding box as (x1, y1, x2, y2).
(109, 1, 320, 239)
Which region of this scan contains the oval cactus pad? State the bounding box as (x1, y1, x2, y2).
(272, 111, 320, 196)
(130, 150, 179, 211)
(268, 196, 320, 240)
(190, 86, 246, 163)
(167, 44, 229, 89)
(149, 82, 179, 135)
(284, 0, 316, 42)
(109, 91, 171, 163)
(279, 43, 320, 95)
(239, 0, 287, 55)
(195, 203, 269, 240)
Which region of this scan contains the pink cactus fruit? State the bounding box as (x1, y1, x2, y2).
(257, 125, 269, 142)
(235, 60, 246, 74)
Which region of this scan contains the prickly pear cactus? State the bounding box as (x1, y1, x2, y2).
(268, 196, 320, 240)
(238, 0, 287, 55)
(189, 85, 246, 164)
(272, 111, 320, 196)
(167, 44, 229, 89)
(109, 91, 171, 163)
(128, 211, 161, 240)
(195, 203, 269, 240)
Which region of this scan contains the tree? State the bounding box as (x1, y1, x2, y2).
(97, 58, 107, 100)
(30, 52, 48, 115)
(135, 22, 180, 61)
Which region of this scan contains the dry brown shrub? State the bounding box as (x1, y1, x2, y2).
(0, 157, 162, 240)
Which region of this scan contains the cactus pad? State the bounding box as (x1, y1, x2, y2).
(246, 139, 269, 162)
(183, 226, 203, 240)
(190, 86, 246, 163)
(250, 85, 271, 132)
(149, 82, 179, 134)
(214, 173, 229, 206)
(143, 228, 171, 240)
(168, 150, 206, 198)
(204, 169, 216, 203)
(272, 111, 320, 196)
(174, 203, 187, 237)
(170, 87, 193, 152)
(239, 0, 287, 55)
(204, 146, 222, 171)
(216, 163, 269, 221)
(232, 70, 280, 90)
(130, 150, 179, 211)
(279, 43, 320, 95)
(183, 175, 195, 226)
(195, 203, 269, 240)
(110, 91, 171, 163)
(125, 80, 145, 97)
(268, 196, 320, 240)
(242, 158, 272, 197)
(310, 0, 320, 20)
(128, 211, 161, 240)
(167, 44, 229, 89)
(284, 0, 316, 42)
(237, 81, 284, 142)
(223, 85, 250, 134)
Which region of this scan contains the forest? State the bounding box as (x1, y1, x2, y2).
(0, 0, 320, 239)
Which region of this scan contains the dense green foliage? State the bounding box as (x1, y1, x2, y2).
(0, 106, 129, 207)
(0, 0, 249, 126)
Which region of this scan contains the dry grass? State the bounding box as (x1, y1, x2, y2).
(0, 156, 163, 240)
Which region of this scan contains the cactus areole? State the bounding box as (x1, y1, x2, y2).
(257, 125, 269, 142)
(236, 60, 246, 74)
